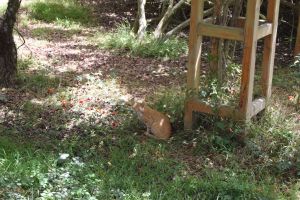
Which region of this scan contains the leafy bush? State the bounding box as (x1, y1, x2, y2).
(95, 24, 188, 58)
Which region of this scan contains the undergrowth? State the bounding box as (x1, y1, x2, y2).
(94, 24, 188, 59)
(0, 131, 284, 199)
(27, 0, 92, 26)
(0, 2, 299, 198)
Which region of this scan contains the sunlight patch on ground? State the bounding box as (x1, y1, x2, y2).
(44, 73, 132, 129)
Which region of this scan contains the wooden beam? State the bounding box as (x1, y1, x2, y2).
(186, 0, 204, 92)
(184, 0, 204, 130)
(257, 23, 273, 40)
(251, 97, 266, 117)
(261, 0, 280, 99)
(198, 23, 244, 41)
(186, 99, 243, 120)
(235, 17, 267, 28)
(239, 0, 261, 121)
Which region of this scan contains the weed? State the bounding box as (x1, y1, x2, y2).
(0, 133, 284, 199)
(248, 102, 300, 176)
(27, 0, 92, 26)
(18, 58, 34, 71)
(94, 24, 188, 58)
(31, 26, 81, 40)
(17, 71, 60, 94)
(148, 87, 186, 129)
(198, 62, 242, 107)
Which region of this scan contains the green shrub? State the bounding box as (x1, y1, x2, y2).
(95, 24, 188, 58)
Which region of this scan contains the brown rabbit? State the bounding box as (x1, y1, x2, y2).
(132, 102, 172, 140)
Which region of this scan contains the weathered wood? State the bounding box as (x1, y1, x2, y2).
(239, 0, 261, 121)
(198, 23, 244, 41)
(184, 0, 280, 130)
(186, 0, 204, 91)
(257, 23, 273, 40)
(251, 97, 266, 117)
(236, 17, 267, 28)
(184, 0, 204, 130)
(186, 99, 243, 120)
(187, 0, 204, 90)
(261, 0, 280, 99)
(295, 8, 300, 56)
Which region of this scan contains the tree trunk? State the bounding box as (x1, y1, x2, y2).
(225, 0, 242, 58)
(136, 0, 147, 40)
(153, 0, 189, 38)
(210, 0, 232, 82)
(165, 7, 214, 38)
(0, 0, 21, 86)
(210, 0, 222, 78)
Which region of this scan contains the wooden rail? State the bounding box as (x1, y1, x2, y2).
(257, 23, 273, 40)
(185, 97, 266, 121)
(198, 23, 244, 41)
(186, 99, 242, 119)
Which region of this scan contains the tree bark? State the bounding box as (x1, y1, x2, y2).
(136, 0, 147, 40)
(0, 0, 21, 86)
(153, 0, 189, 38)
(165, 7, 214, 38)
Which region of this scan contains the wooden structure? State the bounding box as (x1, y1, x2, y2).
(184, 0, 280, 129)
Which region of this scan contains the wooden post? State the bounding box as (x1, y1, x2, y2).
(295, 6, 300, 56)
(261, 0, 280, 99)
(186, 0, 204, 91)
(239, 0, 260, 121)
(184, 0, 204, 130)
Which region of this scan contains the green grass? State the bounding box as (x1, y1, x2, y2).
(1, 69, 299, 199)
(27, 0, 92, 26)
(1, 4, 299, 198)
(94, 24, 188, 59)
(0, 131, 283, 199)
(31, 26, 82, 40)
(16, 58, 61, 96)
(17, 71, 60, 95)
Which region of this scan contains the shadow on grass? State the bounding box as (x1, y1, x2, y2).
(0, 99, 281, 199)
(30, 26, 83, 42)
(0, 67, 297, 199)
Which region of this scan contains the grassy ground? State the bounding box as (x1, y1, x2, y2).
(0, 0, 299, 199)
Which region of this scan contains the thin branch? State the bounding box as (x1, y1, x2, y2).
(14, 27, 25, 49)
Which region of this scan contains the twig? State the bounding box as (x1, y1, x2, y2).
(14, 27, 25, 49)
